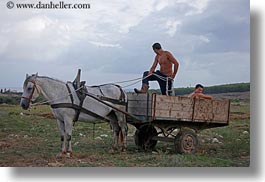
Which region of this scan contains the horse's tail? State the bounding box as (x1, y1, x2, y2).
(119, 131, 124, 144)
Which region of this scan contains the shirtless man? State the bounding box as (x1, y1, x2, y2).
(134, 43, 179, 95)
(188, 84, 213, 99)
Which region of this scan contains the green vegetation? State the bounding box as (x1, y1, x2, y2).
(202, 82, 250, 94)
(0, 93, 45, 105)
(0, 83, 250, 167)
(0, 95, 21, 105)
(150, 82, 250, 95)
(1, 83, 250, 105)
(0, 98, 250, 167)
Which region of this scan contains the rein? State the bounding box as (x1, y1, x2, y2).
(24, 73, 171, 105)
(117, 73, 174, 95)
(25, 73, 174, 107)
(109, 73, 174, 90)
(23, 80, 127, 124)
(21, 81, 41, 102)
(30, 85, 84, 106)
(22, 74, 174, 124)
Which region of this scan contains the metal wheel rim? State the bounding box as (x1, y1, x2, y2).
(180, 133, 197, 153)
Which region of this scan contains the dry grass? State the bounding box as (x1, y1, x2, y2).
(0, 92, 250, 167)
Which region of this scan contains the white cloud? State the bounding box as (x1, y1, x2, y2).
(198, 35, 210, 43)
(0, 35, 8, 55)
(165, 20, 182, 37)
(90, 0, 158, 34)
(0, 0, 249, 89)
(175, 0, 209, 16)
(155, 0, 171, 11)
(18, 16, 49, 32)
(178, 51, 250, 86)
(0, 15, 72, 62)
(89, 41, 121, 48)
(0, 0, 211, 63)
(0, 0, 171, 63)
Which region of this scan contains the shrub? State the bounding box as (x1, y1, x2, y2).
(0, 96, 20, 105)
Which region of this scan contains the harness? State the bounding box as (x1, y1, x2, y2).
(21, 80, 41, 102)
(50, 82, 86, 123)
(22, 74, 133, 125)
(22, 70, 171, 125)
(50, 82, 127, 125)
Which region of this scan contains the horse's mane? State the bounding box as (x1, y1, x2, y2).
(24, 74, 65, 88)
(37, 76, 65, 84)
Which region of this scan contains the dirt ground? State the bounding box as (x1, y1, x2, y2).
(211, 91, 250, 101)
(0, 92, 250, 167)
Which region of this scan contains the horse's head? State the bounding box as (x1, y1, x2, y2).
(20, 73, 41, 110)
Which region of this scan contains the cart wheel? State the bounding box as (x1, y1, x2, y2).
(175, 130, 198, 154)
(135, 125, 158, 150)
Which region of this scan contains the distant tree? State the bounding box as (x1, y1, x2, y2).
(171, 83, 250, 96)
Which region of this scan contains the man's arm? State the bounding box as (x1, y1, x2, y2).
(197, 93, 213, 100)
(148, 56, 158, 75)
(191, 93, 213, 100)
(167, 52, 179, 79)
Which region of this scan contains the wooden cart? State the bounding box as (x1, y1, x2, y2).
(126, 93, 230, 154)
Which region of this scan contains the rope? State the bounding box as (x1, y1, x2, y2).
(121, 80, 143, 88)
(31, 86, 84, 106)
(109, 73, 169, 88)
(110, 77, 143, 84)
(30, 72, 175, 106)
(118, 73, 175, 95)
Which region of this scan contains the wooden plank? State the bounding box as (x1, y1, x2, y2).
(127, 93, 149, 101)
(153, 95, 193, 120)
(152, 94, 229, 124)
(127, 93, 153, 117)
(127, 93, 229, 124)
(127, 100, 152, 109)
(212, 100, 230, 122)
(155, 95, 176, 103)
(154, 110, 193, 120)
(155, 102, 193, 112)
(193, 99, 229, 123)
(193, 99, 213, 121)
(155, 95, 194, 105)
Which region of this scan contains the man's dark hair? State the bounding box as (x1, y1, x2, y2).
(195, 84, 204, 89)
(152, 43, 162, 50)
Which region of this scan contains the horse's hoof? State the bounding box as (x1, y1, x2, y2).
(56, 151, 67, 158)
(121, 147, 127, 153)
(109, 148, 118, 154)
(66, 152, 73, 158)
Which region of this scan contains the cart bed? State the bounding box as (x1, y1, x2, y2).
(126, 93, 230, 127)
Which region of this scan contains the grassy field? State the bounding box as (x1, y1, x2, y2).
(0, 93, 250, 167)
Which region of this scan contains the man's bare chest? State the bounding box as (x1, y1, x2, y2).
(158, 54, 169, 65)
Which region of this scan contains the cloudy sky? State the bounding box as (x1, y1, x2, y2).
(0, 0, 250, 90)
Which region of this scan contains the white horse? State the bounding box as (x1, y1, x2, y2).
(20, 73, 128, 156)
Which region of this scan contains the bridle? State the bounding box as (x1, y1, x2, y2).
(21, 80, 41, 102)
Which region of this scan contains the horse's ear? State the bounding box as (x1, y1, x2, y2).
(26, 74, 29, 79)
(36, 72, 38, 76)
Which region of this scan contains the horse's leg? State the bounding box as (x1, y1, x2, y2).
(107, 111, 119, 153)
(120, 122, 128, 152)
(117, 113, 128, 152)
(64, 118, 74, 157)
(110, 120, 120, 153)
(56, 119, 66, 156)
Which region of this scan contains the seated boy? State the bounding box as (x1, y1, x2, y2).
(188, 84, 213, 100)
